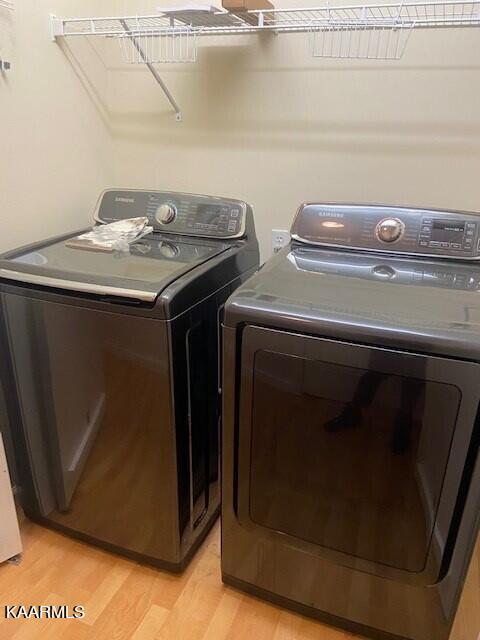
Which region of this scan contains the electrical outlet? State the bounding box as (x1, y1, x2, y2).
(272, 229, 290, 254)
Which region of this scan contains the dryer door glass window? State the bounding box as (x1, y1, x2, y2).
(249, 349, 461, 574)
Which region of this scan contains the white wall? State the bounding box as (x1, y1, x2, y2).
(1, 2, 480, 260)
(0, 0, 116, 253)
(108, 0, 480, 259)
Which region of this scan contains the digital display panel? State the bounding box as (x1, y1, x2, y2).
(196, 204, 223, 225)
(431, 220, 465, 243)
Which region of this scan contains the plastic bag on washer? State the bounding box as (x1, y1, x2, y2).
(65, 217, 153, 253)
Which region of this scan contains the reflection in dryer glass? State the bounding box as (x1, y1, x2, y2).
(249, 350, 461, 574)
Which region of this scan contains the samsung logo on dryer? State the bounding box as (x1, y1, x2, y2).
(316, 210, 344, 219)
(115, 197, 135, 204)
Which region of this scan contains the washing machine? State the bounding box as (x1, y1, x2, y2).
(222, 203, 480, 639)
(0, 188, 258, 571)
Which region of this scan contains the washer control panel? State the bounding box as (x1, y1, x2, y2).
(96, 189, 246, 239)
(291, 204, 480, 260)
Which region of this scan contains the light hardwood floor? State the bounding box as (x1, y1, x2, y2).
(0, 520, 477, 640)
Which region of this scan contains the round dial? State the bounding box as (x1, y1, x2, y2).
(156, 203, 177, 225)
(375, 218, 405, 244)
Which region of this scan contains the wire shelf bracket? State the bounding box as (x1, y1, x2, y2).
(50, 1, 480, 117)
(51, 14, 182, 121)
(119, 19, 182, 121)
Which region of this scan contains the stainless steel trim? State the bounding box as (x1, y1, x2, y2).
(0, 269, 158, 302)
(185, 326, 195, 532)
(217, 304, 225, 394)
(94, 189, 248, 240)
(290, 235, 480, 261)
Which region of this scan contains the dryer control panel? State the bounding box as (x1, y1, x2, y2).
(95, 189, 246, 239)
(291, 204, 480, 260)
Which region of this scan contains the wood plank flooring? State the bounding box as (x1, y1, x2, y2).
(0, 519, 477, 640)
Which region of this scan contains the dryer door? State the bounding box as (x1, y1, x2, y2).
(236, 326, 480, 585)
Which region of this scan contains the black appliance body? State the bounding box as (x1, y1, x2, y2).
(222, 203, 480, 639)
(0, 189, 259, 571)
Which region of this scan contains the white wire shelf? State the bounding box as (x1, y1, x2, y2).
(118, 28, 199, 64)
(50, 1, 480, 119)
(51, 1, 480, 39)
(311, 20, 415, 59)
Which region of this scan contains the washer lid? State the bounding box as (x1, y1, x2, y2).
(0, 233, 228, 303)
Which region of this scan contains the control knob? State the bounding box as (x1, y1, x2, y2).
(156, 203, 177, 225)
(375, 218, 405, 244)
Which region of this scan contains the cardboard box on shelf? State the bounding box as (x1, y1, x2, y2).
(222, 0, 274, 9)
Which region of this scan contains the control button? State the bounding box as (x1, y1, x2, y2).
(375, 218, 405, 243)
(228, 221, 237, 232)
(440, 242, 450, 248)
(429, 241, 440, 247)
(156, 203, 177, 225)
(466, 222, 476, 229)
(231, 210, 239, 218)
(421, 226, 431, 233)
(419, 241, 429, 247)
(452, 243, 462, 249)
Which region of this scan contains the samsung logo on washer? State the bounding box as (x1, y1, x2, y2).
(115, 197, 135, 204)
